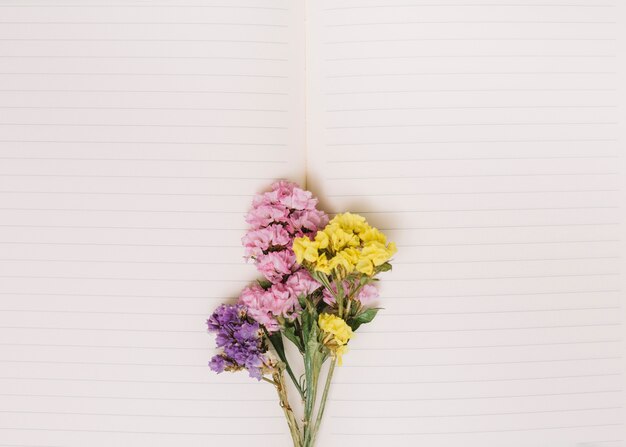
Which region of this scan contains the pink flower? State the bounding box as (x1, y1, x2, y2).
(322, 281, 379, 307)
(285, 270, 320, 299)
(239, 281, 309, 332)
(239, 181, 327, 330)
(267, 282, 301, 320)
(289, 209, 329, 233)
(356, 284, 379, 306)
(242, 224, 291, 259)
(245, 204, 288, 230)
(238, 284, 279, 332)
(256, 250, 297, 283)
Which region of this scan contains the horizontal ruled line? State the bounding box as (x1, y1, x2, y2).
(331, 390, 622, 402)
(0, 258, 243, 265)
(331, 423, 621, 436)
(326, 138, 617, 146)
(352, 340, 621, 351)
(0, 426, 283, 436)
(0, 208, 246, 214)
(384, 273, 620, 281)
(0, 274, 247, 282)
(0, 123, 288, 129)
(0, 174, 277, 180)
(0, 89, 288, 95)
(0, 5, 289, 9)
(0, 72, 287, 78)
(0, 21, 288, 27)
(327, 88, 616, 95)
(343, 357, 621, 368)
(0, 241, 242, 248)
(0, 55, 288, 61)
(0, 191, 256, 197)
(327, 20, 617, 26)
(0, 39, 287, 43)
(0, 106, 287, 112)
(328, 189, 618, 197)
(381, 289, 621, 299)
(0, 292, 222, 300)
(327, 71, 614, 78)
(0, 140, 288, 146)
(334, 207, 620, 214)
(0, 309, 204, 317)
(327, 172, 618, 179)
(394, 255, 620, 264)
(0, 393, 273, 402)
(326, 38, 617, 44)
(0, 410, 282, 420)
(327, 105, 618, 112)
(381, 306, 620, 316)
(325, 4, 616, 10)
(0, 156, 285, 161)
(327, 55, 615, 60)
(333, 373, 622, 385)
(334, 406, 622, 419)
(328, 121, 617, 129)
(0, 375, 255, 385)
(360, 323, 621, 334)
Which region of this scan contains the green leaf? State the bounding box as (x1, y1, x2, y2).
(267, 331, 289, 365)
(348, 308, 381, 331)
(257, 278, 272, 289)
(282, 325, 304, 353)
(377, 262, 392, 273)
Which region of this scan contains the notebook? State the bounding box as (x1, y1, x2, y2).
(0, 1, 624, 446)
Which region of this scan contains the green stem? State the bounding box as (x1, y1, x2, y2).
(284, 359, 305, 400)
(265, 330, 305, 400)
(302, 359, 318, 443)
(335, 280, 345, 318)
(272, 369, 303, 447)
(310, 358, 336, 444)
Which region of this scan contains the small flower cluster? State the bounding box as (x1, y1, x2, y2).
(318, 313, 353, 365)
(239, 181, 328, 331)
(207, 304, 274, 380)
(293, 212, 397, 278)
(207, 181, 396, 447)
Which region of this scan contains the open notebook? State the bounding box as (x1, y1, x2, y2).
(0, 1, 624, 446)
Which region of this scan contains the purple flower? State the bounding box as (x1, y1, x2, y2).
(207, 304, 272, 380)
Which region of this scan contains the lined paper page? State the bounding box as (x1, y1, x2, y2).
(306, 1, 625, 446)
(0, 1, 304, 446)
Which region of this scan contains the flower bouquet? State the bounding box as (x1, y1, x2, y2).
(206, 181, 396, 447)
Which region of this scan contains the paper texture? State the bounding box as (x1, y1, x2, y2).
(306, 1, 625, 446)
(0, 1, 305, 446)
(0, 1, 624, 446)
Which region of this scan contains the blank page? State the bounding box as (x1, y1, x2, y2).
(306, 1, 625, 446)
(0, 1, 304, 446)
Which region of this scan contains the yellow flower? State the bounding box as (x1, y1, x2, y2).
(359, 227, 387, 245)
(355, 256, 374, 276)
(293, 237, 318, 264)
(313, 253, 332, 275)
(335, 345, 348, 366)
(328, 252, 355, 275)
(329, 212, 368, 234)
(324, 224, 359, 252)
(318, 313, 353, 345)
(362, 241, 396, 267)
(314, 230, 329, 249)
